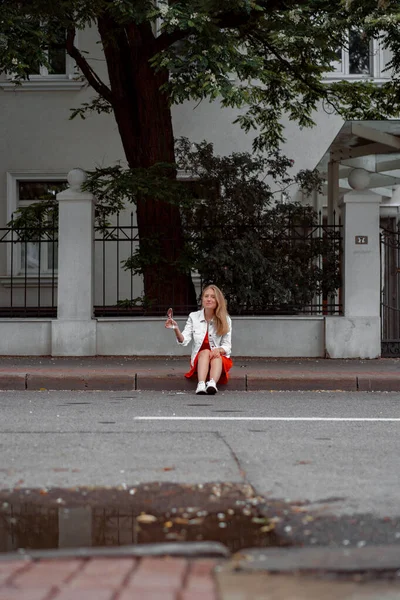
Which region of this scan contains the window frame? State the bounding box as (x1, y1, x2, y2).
(28, 50, 75, 81)
(326, 35, 389, 82)
(6, 172, 66, 279)
(0, 31, 84, 91)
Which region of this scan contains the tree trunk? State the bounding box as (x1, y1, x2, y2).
(97, 17, 197, 315)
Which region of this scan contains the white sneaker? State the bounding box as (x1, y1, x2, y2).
(196, 381, 207, 395)
(206, 379, 218, 395)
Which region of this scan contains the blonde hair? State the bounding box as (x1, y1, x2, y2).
(202, 285, 230, 336)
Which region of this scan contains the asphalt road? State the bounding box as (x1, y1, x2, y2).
(1, 389, 400, 516)
(4, 389, 400, 595)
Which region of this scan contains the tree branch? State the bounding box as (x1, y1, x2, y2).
(66, 27, 113, 103)
(259, 36, 328, 95)
(258, 37, 344, 116)
(154, 0, 333, 54)
(154, 29, 188, 54)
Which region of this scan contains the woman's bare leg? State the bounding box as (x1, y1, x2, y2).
(197, 349, 211, 382)
(210, 357, 223, 383)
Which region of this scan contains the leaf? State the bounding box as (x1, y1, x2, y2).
(188, 518, 204, 525)
(260, 523, 275, 532)
(136, 514, 157, 523)
(174, 517, 189, 525)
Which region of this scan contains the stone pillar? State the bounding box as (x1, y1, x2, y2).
(51, 169, 97, 356)
(325, 168, 381, 359)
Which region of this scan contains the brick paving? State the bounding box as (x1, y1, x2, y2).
(2, 556, 400, 599)
(0, 557, 219, 600)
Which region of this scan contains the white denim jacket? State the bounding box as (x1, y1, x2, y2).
(177, 308, 232, 366)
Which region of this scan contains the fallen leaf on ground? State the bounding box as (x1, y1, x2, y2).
(188, 518, 204, 525)
(174, 517, 189, 525)
(260, 524, 275, 532)
(136, 514, 157, 524)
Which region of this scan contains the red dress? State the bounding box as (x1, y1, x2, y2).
(185, 330, 233, 384)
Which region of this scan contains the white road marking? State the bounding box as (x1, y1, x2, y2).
(134, 417, 400, 422)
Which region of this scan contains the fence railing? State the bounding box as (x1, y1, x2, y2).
(0, 211, 342, 318)
(381, 223, 400, 355)
(94, 210, 343, 317)
(0, 218, 58, 318)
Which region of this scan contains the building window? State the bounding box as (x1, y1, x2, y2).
(6, 174, 67, 277)
(328, 30, 388, 80)
(1, 25, 82, 91)
(28, 26, 72, 80)
(16, 181, 66, 274)
(348, 29, 371, 75)
(30, 45, 67, 78)
(18, 180, 67, 202)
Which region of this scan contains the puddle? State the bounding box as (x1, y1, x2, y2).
(0, 483, 288, 554)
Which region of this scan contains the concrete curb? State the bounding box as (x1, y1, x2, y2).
(231, 545, 400, 573)
(26, 372, 136, 391)
(358, 375, 400, 392)
(2, 543, 400, 573)
(0, 374, 26, 390)
(0, 370, 399, 392)
(0, 542, 230, 562)
(245, 375, 358, 391)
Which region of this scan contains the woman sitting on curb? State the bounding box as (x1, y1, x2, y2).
(165, 284, 232, 395)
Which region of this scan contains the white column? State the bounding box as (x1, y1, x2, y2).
(51, 169, 97, 356)
(326, 168, 381, 359)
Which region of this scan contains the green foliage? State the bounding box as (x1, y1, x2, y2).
(7, 176, 127, 236)
(116, 295, 155, 310)
(114, 139, 338, 313)
(2, 0, 400, 153)
(0, 0, 395, 310)
(83, 163, 193, 214)
(176, 140, 340, 313)
(8, 199, 58, 241)
(123, 235, 167, 276)
(70, 95, 113, 120)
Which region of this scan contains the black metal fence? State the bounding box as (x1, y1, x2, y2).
(94, 210, 342, 317)
(0, 211, 342, 319)
(381, 222, 400, 356)
(94, 212, 141, 317)
(0, 218, 58, 317)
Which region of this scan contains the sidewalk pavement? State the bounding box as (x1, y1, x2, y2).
(0, 556, 217, 600)
(2, 548, 400, 600)
(0, 356, 399, 392)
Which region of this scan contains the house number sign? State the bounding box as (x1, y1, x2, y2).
(355, 236, 368, 245)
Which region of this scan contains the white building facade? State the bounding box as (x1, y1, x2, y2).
(0, 26, 399, 358)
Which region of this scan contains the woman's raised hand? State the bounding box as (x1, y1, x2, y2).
(165, 317, 178, 330)
(165, 308, 178, 330)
